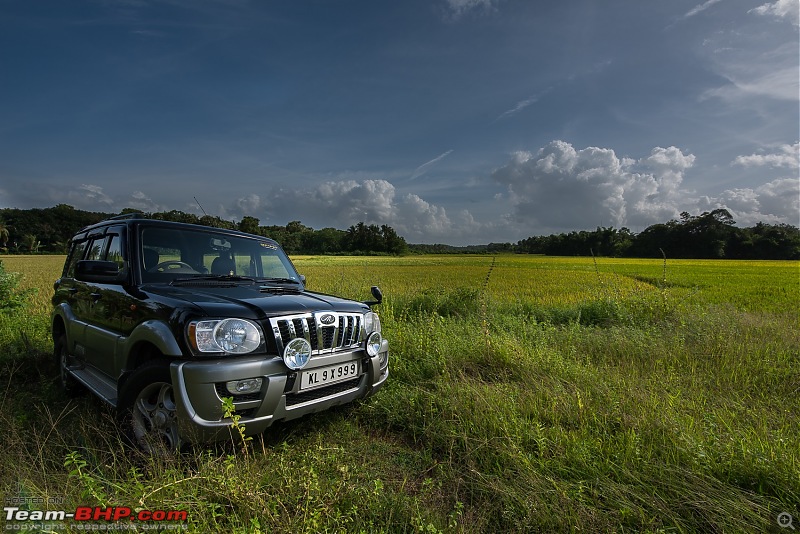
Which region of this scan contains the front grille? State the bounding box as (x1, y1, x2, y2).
(269, 312, 363, 355)
(285, 377, 360, 407)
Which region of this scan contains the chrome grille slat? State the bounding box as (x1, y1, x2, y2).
(269, 312, 364, 356)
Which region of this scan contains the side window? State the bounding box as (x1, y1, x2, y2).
(65, 240, 88, 278)
(85, 237, 108, 261)
(105, 232, 125, 269)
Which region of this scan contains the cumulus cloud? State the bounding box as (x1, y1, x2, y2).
(492, 141, 692, 229)
(733, 142, 800, 169)
(491, 140, 798, 232)
(124, 190, 166, 212)
(701, 178, 800, 225)
(256, 178, 492, 242)
(749, 0, 800, 26)
(68, 184, 114, 207)
(236, 193, 261, 214)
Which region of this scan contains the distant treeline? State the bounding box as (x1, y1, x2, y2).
(0, 205, 798, 259)
(0, 205, 408, 256)
(412, 209, 800, 260)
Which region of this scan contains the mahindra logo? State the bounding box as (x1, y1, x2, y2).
(319, 314, 336, 325)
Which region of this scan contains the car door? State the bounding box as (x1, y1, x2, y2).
(54, 237, 90, 361)
(81, 226, 131, 379)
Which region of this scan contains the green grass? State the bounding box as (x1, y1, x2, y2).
(0, 254, 798, 532)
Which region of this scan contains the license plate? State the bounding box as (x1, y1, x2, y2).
(300, 361, 359, 391)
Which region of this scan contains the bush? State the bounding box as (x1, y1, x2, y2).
(0, 260, 32, 313)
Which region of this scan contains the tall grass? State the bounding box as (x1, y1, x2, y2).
(0, 254, 797, 532)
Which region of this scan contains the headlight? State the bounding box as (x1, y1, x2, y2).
(283, 337, 312, 370)
(189, 318, 263, 354)
(364, 311, 381, 334)
(366, 331, 382, 357)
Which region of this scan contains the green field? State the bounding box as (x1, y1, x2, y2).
(1, 254, 798, 533)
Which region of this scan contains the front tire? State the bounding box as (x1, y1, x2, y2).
(118, 360, 183, 455)
(54, 334, 82, 396)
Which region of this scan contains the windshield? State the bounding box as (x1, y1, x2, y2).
(140, 226, 301, 285)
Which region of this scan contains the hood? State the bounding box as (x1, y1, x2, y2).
(144, 283, 370, 319)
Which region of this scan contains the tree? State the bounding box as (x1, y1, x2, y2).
(0, 220, 9, 248)
(22, 234, 40, 253)
(381, 225, 408, 255)
(238, 216, 260, 235)
(345, 223, 384, 253)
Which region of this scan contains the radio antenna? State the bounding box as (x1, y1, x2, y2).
(194, 196, 208, 216)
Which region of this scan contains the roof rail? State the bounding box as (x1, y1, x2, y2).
(107, 213, 146, 221)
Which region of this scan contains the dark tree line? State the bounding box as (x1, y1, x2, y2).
(1, 205, 797, 259)
(0, 206, 408, 256)
(516, 209, 800, 260)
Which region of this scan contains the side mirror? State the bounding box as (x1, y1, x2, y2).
(75, 260, 127, 284)
(364, 285, 383, 307)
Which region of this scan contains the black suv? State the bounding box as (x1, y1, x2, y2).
(52, 215, 388, 452)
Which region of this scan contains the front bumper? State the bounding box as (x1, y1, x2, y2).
(170, 339, 389, 443)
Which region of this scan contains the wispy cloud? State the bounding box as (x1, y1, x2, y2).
(495, 87, 554, 121)
(683, 0, 723, 19)
(442, 0, 498, 19)
(749, 0, 800, 27)
(496, 95, 540, 121)
(410, 150, 454, 180)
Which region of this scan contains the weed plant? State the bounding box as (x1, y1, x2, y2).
(0, 255, 797, 532)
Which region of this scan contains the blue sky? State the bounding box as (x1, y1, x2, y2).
(1, 0, 797, 245)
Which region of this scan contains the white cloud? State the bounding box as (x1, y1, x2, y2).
(71, 184, 114, 207)
(124, 190, 166, 212)
(702, 36, 799, 104)
(749, 0, 800, 26)
(267, 179, 397, 227)
(257, 178, 495, 243)
(703, 178, 800, 225)
(496, 92, 546, 121)
(733, 142, 800, 169)
(683, 0, 723, 19)
(236, 193, 261, 213)
(492, 141, 692, 229)
(410, 150, 454, 180)
(491, 140, 798, 232)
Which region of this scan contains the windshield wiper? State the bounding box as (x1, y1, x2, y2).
(170, 275, 257, 286)
(258, 277, 302, 285)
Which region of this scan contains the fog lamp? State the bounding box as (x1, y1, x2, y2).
(366, 331, 382, 357)
(284, 338, 312, 370)
(226, 378, 263, 395)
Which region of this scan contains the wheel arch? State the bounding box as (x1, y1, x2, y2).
(119, 320, 183, 392)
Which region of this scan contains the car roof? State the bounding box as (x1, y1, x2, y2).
(73, 215, 279, 245)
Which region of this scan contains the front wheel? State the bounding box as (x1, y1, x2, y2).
(54, 334, 82, 396)
(118, 360, 183, 455)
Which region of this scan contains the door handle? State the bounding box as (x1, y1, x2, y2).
(90, 293, 102, 301)
(67, 288, 78, 294)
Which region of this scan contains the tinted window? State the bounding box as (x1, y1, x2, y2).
(140, 227, 299, 283)
(65, 241, 88, 278)
(85, 237, 107, 261)
(106, 234, 125, 269)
